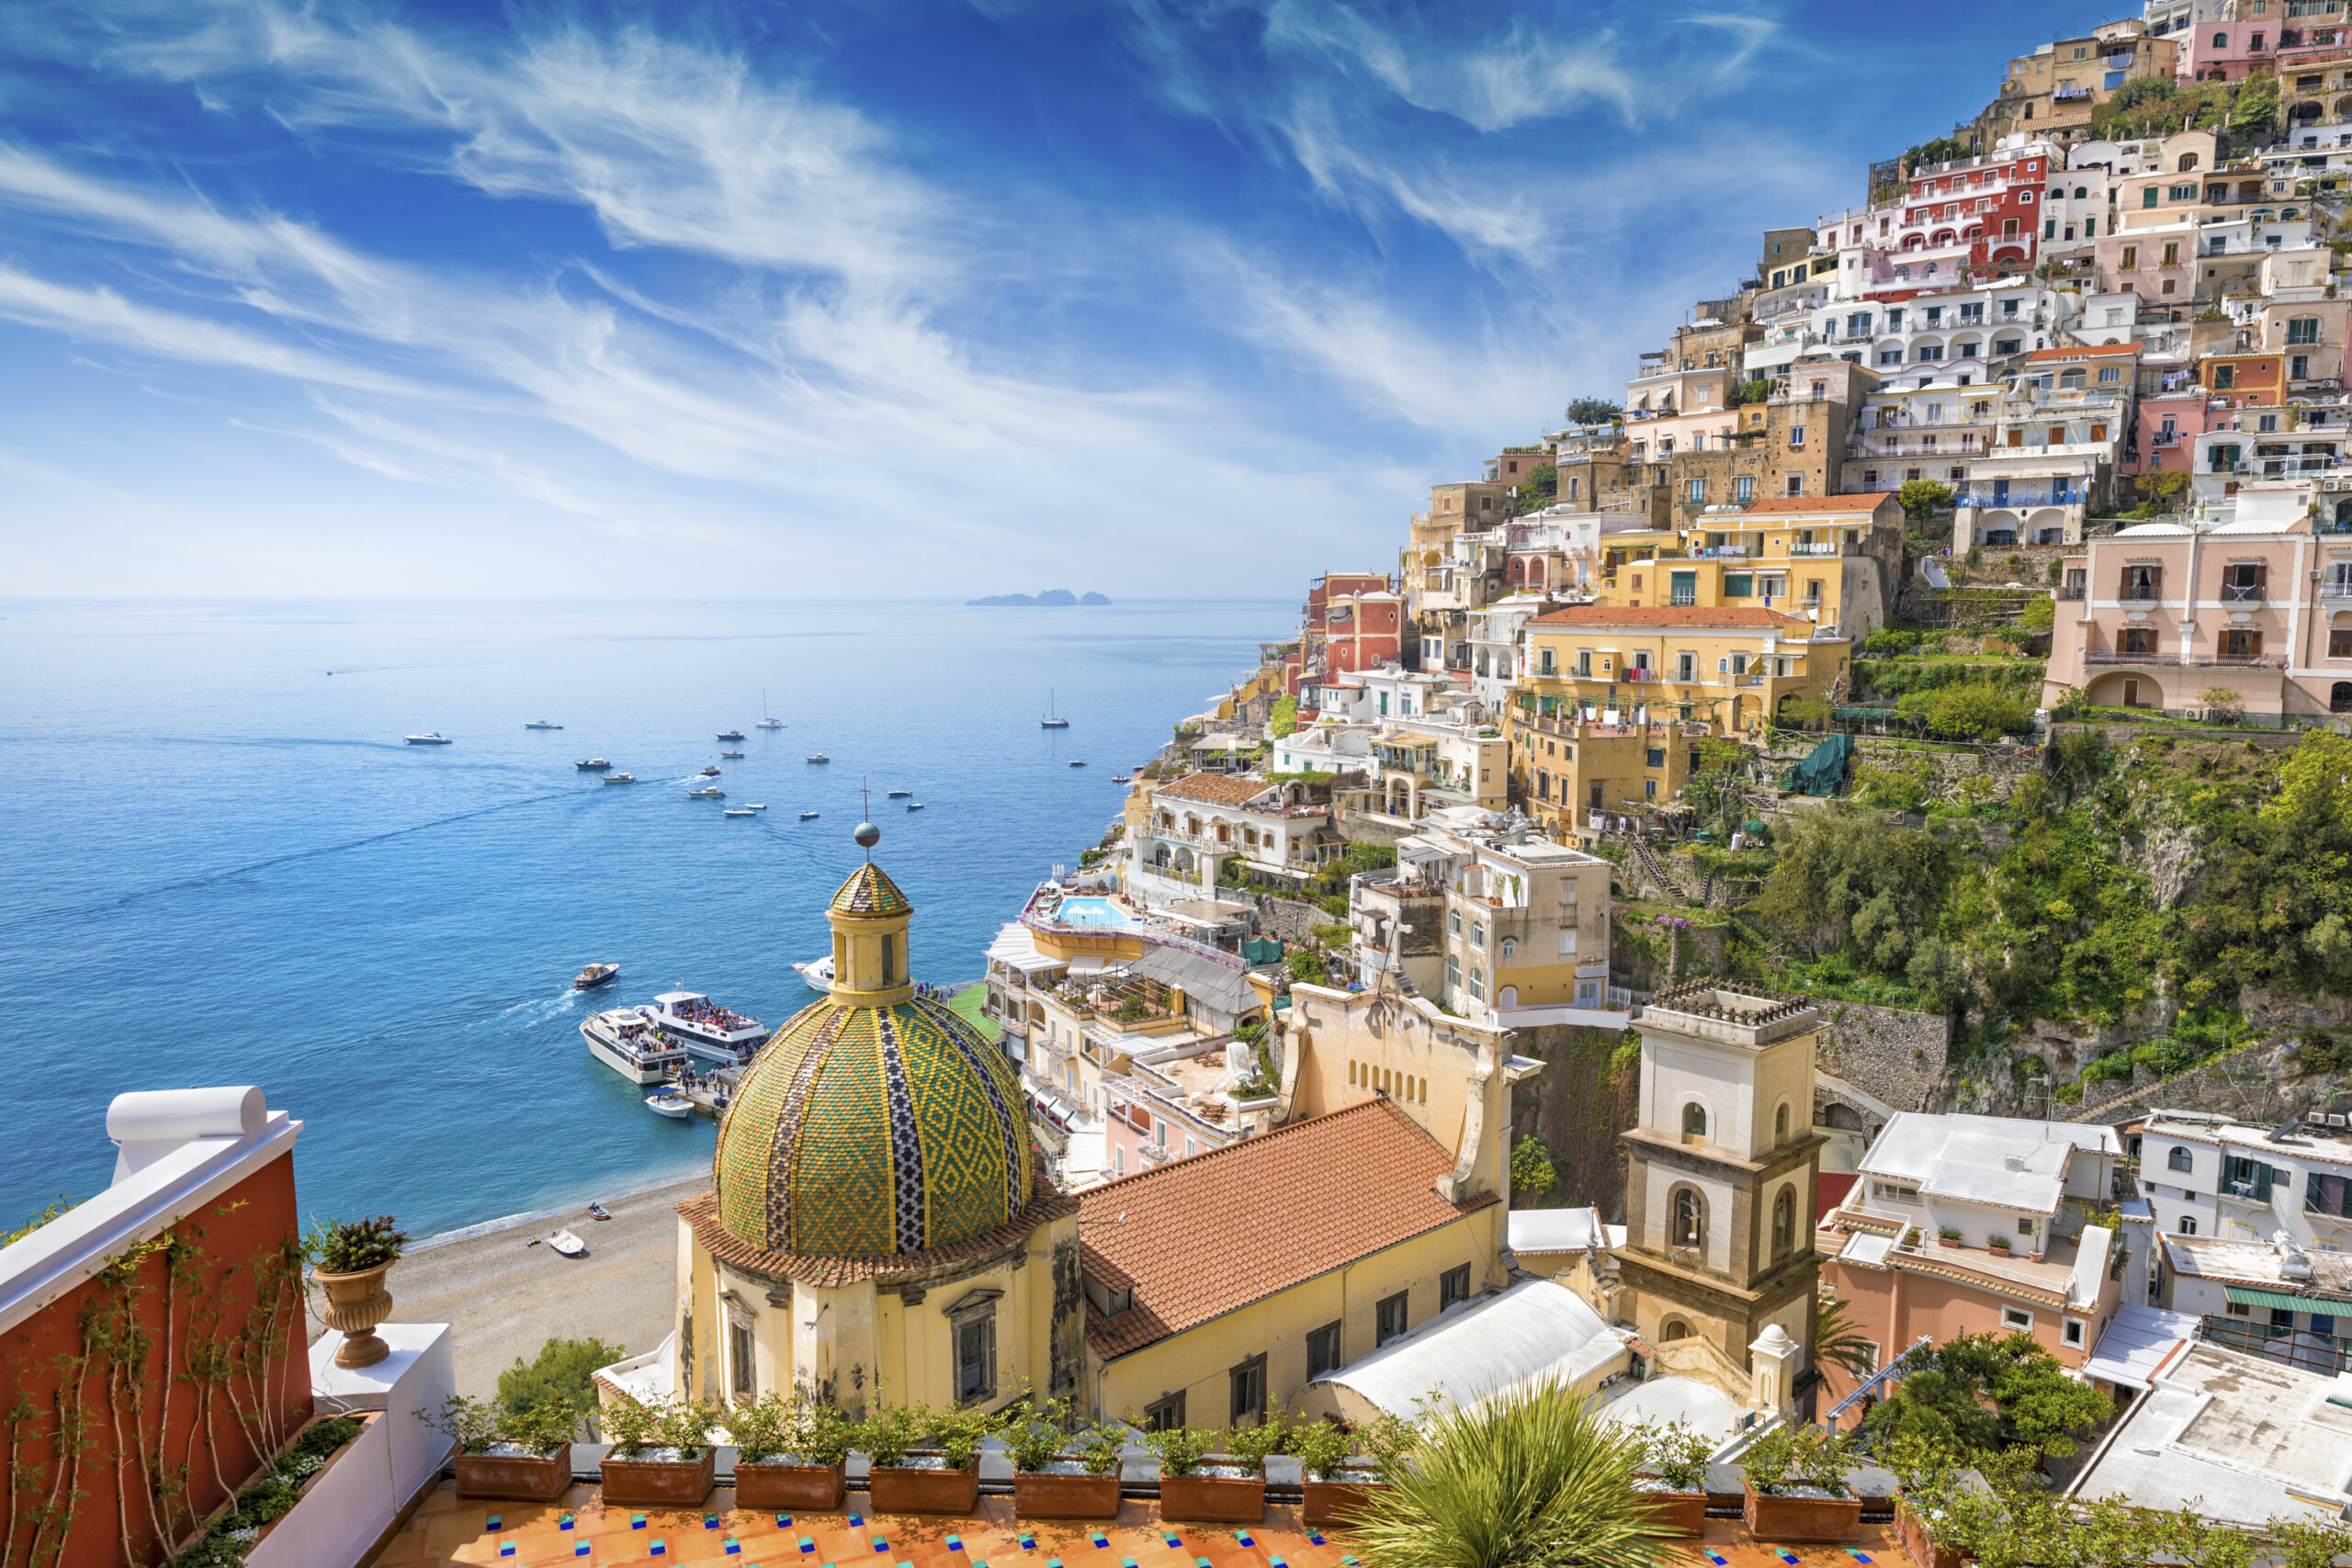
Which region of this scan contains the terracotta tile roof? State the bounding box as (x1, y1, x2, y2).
(2021, 343, 2138, 361)
(1078, 1099, 1495, 1360)
(1735, 492, 1897, 516)
(1154, 772, 1277, 807)
(677, 1163, 1079, 1287)
(1527, 605, 1815, 630)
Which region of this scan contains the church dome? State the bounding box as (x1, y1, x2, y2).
(712, 855, 1034, 1259)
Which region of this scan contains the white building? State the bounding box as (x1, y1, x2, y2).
(2142, 1112, 2352, 1249)
(1848, 1112, 2122, 1258)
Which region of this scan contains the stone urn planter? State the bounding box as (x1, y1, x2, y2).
(733, 1461, 845, 1511)
(311, 1263, 395, 1370)
(1897, 1500, 1967, 1568)
(867, 1462, 980, 1515)
(1014, 1464, 1124, 1519)
(456, 1445, 572, 1503)
(1159, 1467, 1265, 1524)
(1301, 1471, 1391, 1528)
(1743, 1483, 1862, 1543)
(600, 1449, 717, 1508)
(1634, 1483, 1708, 1540)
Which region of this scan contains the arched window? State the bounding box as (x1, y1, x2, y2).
(1499, 937, 1516, 957)
(2333, 681, 2352, 715)
(1673, 1189, 1705, 1250)
(1659, 1317, 1691, 1342)
(2167, 1145, 2193, 1173)
(2074, 186, 2087, 200)
(1772, 1188, 1795, 1258)
(1774, 1102, 1791, 1142)
(2212, 31, 2227, 49)
(2178, 1214, 2199, 1235)
(1682, 1102, 1707, 1142)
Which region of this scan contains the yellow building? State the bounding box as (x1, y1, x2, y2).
(1593, 493, 1906, 641)
(1510, 714, 1715, 838)
(1515, 604, 1849, 753)
(673, 834, 1083, 1414)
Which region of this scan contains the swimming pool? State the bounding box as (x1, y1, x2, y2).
(1055, 896, 1140, 929)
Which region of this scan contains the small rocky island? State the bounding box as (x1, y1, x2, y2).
(967, 589, 1112, 606)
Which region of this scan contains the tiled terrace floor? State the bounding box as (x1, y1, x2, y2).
(371, 1481, 1899, 1568)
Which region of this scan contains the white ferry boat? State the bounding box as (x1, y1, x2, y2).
(649, 991, 766, 1066)
(581, 1006, 689, 1085)
(404, 733, 453, 745)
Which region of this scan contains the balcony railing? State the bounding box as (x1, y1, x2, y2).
(2058, 585, 2087, 600)
(1788, 541, 1843, 556)
(2222, 582, 2268, 601)
(2086, 650, 2164, 665)
(2118, 584, 2162, 601)
(2190, 653, 2287, 668)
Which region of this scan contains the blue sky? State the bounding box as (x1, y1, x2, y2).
(1, 0, 2095, 597)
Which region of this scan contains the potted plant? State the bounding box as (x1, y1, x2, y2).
(423, 1394, 575, 1502)
(1902, 1227, 1922, 1248)
(1632, 1420, 1712, 1539)
(308, 1215, 407, 1370)
(1739, 1424, 1860, 1543)
(1291, 1416, 1395, 1528)
(1009, 1398, 1125, 1519)
(1937, 1226, 1962, 1248)
(865, 1402, 999, 1514)
(1151, 1417, 1272, 1524)
(1986, 1233, 2013, 1253)
(729, 1393, 850, 1510)
(599, 1396, 717, 1507)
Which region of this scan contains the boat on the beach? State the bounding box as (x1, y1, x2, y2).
(581, 1006, 689, 1084)
(792, 954, 835, 988)
(572, 962, 619, 989)
(806, 753, 829, 763)
(404, 733, 453, 745)
(717, 729, 746, 742)
(575, 758, 612, 772)
(723, 807, 757, 818)
(602, 773, 637, 784)
(645, 1092, 695, 1120)
(525, 720, 563, 730)
(548, 1229, 589, 1256)
(1041, 689, 1069, 729)
(798, 809, 820, 819)
(586, 1202, 611, 1222)
(648, 991, 765, 1066)
(688, 786, 724, 799)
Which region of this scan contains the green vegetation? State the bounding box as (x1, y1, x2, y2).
(305, 1214, 406, 1274)
(1284, 948, 1330, 986)
(3, 1195, 73, 1248)
(1897, 479, 1955, 519)
(1566, 398, 1623, 426)
(1518, 465, 1558, 505)
(1894, 682, 2036, 741)
(2091, 70, 2276, 141)
(1814, 1294, 1881, 1383)
(1901, 137, 1973, 172)
(1860, 1332, 2109, 1462)
(1270, 695, 1299, 738)
(167, 1416, 366, 1566)
(1727, 378, 1773, 407)
(1510, 1135, 1558, 1201)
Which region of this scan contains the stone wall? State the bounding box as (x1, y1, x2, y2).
(1850, 738, 2041, 802)
(1256, 895, 1336, 945)
(1813, 1000, 1953, 1113)
(1508, 1023, 1639, 1223)
(1338, 809, 1418, 847)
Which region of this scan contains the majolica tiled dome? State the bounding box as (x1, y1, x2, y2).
(713, 863, 1032, 1259)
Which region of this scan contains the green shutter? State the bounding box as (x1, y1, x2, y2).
(1724, 574, 1755, 598)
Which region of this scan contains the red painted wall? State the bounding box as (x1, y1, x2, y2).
(0, 1154, 311, 1567)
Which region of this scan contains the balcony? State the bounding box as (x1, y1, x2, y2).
(2118, 584, 2162, 601)
(2189, 652, 2288, 668)
(1788, 541, 1843, 556)
(2222, 582, 2268, 601)
(2086, 650, 2165, 665)
(2058, 585, 2087, 600)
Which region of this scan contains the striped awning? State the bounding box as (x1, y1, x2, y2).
(2223, 1285, 2352, 1314)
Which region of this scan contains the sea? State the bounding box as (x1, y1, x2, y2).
(0, 599, 1284, 1239)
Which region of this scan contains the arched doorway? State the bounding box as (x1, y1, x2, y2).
(2335, 682, 2352, 714)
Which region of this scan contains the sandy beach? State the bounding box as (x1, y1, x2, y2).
(314, 1174, 707, 1400)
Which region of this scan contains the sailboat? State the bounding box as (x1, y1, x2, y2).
(756, 687, 784, 730)
(1040, 689, 1070, 729)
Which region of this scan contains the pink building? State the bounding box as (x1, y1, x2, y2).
(2043, 479, 2352, 720)
(2132, 389, 2230, 478)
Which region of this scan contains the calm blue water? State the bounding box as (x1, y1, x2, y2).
(0, 600, 1281, 1236)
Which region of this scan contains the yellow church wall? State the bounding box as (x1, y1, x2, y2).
(1090, 1208, 1499, 1428)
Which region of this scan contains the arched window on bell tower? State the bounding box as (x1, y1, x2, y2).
(1682, 1102, 1707, 1144)
(1673, 1188, 1705, 1251)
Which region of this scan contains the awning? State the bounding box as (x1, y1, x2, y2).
(2080, 1303, 2199, 1391)
(2224, 1285, 2352, 1314)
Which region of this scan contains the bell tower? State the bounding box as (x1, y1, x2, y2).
(1616, 984, 1822, 1371)
(827, 816, 916, 1007)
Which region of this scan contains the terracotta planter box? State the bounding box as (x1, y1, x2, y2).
(1014, 1470, 1124, 1519)
(734, 1461, 844, 1511)
(1743, 1484, 1862, 1544)
(1897, 1500, 1966, 1568)
(867, 1464, 980, 1515)
(1937, 1237, 1962, 1248)
(1159, 1472, 1265, 1524)
(600, 1450, 716, 1508)
(1302, 1477, 1390, 1527)
(456, 1446, 572, 1502)
(1636, 1488, 1708, 1540)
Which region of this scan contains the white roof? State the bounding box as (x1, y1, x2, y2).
(2079, 1303, 2199, 1391)
(1592, 1375, 1746, 1451)
(984, 923, 1062, 975)
(1510, 1206, 1623, 1254)
(2072, 1342, 2352, 1526)
(1858, 1113, 2117, 1214)
(2114, 522, 2192, 536)
(1301, 1279, 1624, 1416)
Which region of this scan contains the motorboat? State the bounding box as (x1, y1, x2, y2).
(582, 1006, 689, 1084)
(720, 750, 745, 759)
(806, 753, 829, 763)
(602, 773, 637, 784)
(585, 1202, 611, 1222)
(645, 1092, 695, 1120)
(757, 689, 784, 729)
(745, 803, 767, 811)
(906, 802, 924, 811)
(572, 962, 620, 989)
(792, 954, 835, 988)
(575, 758, 612, 772)
(699, 765, 722, 776)
(1041, 689, 1069, 729)
(1112, 774, 1132, 784)
(648, 990, 766, 1066)
(548, 1229, 588, 1257)
(798, 810, 820, 819)
(886, 789, 911, 798)
(1069, 759, 1087, 767)
(688, 786, 724, 799)
(526, 720, 563, 730)
(404, 733, 453, 745)
(723, 807, 756, 818)
(718, 729, 746, 742)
